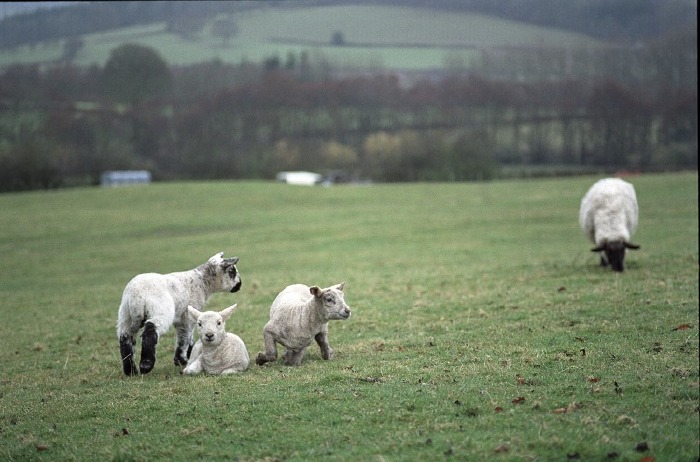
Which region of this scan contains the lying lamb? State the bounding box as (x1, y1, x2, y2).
(256, 283, 351, 367)
(579, 178, 640, 272)
(117, 252, 242, 376)
(182, 304, 249, 375)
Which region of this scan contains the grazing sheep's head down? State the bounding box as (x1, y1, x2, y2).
(188, 304, 238, 347)
(310, 283, 351, 320)
(207, 252, 242, 293)
(591, 240, 640, 272)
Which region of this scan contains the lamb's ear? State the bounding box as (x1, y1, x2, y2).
(222, 257, 239, 268)
(309, 286, 322, 297)
(220, 304, 237, 321)
(187, 305, 202, 321)
(625, 242, 640, 250)
(208, 252, 224, 264)
(590, 245, 605, 252)
(334, 282, 345, 291)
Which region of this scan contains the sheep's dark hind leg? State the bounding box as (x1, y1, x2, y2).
(119, 334, 138, 376)
(255, 329, 278, 365)
(139, 322, 158, 374)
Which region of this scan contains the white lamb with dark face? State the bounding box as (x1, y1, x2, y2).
(256, 283, 351, 367)
(116, 253, 242, 376)
(579, 178, 640, 272)
(183, 304, 249, 375)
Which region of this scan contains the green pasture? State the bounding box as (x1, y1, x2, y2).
(0, 5, 601, 70)
(0, 173, 697, 461)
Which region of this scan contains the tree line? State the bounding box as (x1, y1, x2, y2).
(0, 28, 696, 191)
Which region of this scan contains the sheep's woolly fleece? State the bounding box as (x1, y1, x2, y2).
(256, 283, 351, 367)
(183, 304, 249, 375)
(116, 252, 241, 376)
(579, 178, 639, 271)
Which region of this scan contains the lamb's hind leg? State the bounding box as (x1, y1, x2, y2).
(139, 321, 159, 374)
(255, 328, 278, 365)
(117, 312, 139, 376)
(283, 347, 307, 366)
(119, 334, 138, 376)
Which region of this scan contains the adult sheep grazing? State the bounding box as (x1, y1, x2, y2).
(117, 253, 242, 376)
(256, 283, 351, 367)
(579, 178, 640, 272)
(183, 304, 249, 375)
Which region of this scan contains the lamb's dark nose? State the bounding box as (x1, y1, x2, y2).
(205, 333, 215, 341)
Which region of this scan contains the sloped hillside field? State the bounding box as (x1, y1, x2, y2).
(0, 173, 697, 460)
(0, 4, 601, 69)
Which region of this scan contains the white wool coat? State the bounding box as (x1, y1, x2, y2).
(579, 178, 638, 246)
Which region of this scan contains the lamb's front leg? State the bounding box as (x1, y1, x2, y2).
(184, 342, 202, 369)
(315, 330, 334, 360)
(174, 323, 194, 366)
(220, 368, 243, 375)
(255, 328, 278, 365)
(182, 356, 202, 375)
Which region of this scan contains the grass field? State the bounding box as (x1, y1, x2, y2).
(0, 172, 697, 461)
(0, 5, 602, 70)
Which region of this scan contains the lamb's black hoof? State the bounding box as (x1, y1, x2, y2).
(139, 359, 155, 374)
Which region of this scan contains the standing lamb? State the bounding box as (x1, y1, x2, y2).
(117, 252, 242, 376)
(256, 283, 351, 367)
(182, 304, 249, 375)
(579, 178, 640, 272)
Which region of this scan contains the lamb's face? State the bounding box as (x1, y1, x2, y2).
(318, 286, 351, 321)
(220, 258, 242, 293)
(205, 254, 242, 293)
(196, 312, 227, 346)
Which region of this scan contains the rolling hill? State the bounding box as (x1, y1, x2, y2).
(0, 3, 605, 71)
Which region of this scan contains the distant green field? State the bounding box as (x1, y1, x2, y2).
(0, 173, 697, 460)
(0, 4, 602, 69)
